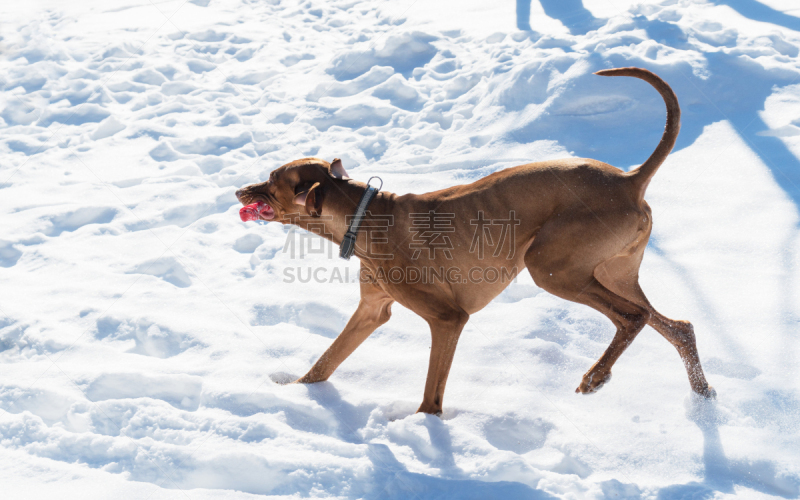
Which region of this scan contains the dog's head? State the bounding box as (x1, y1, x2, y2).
(235, 157, 349, 222)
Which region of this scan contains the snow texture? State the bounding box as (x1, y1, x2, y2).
(1, 0, 800, 498)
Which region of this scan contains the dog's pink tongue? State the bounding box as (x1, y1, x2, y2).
(239, 202, 273, 222)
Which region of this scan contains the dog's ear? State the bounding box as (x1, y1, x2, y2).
(293, 182, 324, 217)
(330, 158, 349, 179)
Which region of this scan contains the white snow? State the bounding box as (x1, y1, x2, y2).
(1, 0, 800, 498)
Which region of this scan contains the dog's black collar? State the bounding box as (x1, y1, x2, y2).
(340, 176, 382, 260)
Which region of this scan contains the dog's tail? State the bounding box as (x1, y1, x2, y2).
(595, 67, 680, 201)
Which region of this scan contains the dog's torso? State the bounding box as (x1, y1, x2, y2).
(358, 158, 651, 314)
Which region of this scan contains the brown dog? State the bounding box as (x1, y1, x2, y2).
(235, 67, 714, 415)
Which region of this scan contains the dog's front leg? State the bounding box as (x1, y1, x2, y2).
(296, 276, 393, 384)
(417, 309, 469, 415)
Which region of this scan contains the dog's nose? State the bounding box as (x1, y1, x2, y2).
(235, 188, 244, 202)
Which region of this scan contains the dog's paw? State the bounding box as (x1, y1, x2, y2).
(294, 372, 330, 384)
(575, 371, 612, 394)
(698, 385, 717, 400)
(294, 374, 315, 384)
(416, 403, 443, 417)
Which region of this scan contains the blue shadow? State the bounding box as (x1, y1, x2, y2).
(517, 0, 606, 34)
(366, 443, 557, 499)
(303, 382, 557, 499)
(657, 398, 800, 498)
(710, 0, 800, 33)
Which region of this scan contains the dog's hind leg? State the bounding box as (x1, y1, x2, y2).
(296, 273, 393, 384)
(524, 233, 651, 394)
(527, 273, 651, 393)
(566, 279, 650, 394)
(648, 308, 715, 398)
(595, 253, 715, 398)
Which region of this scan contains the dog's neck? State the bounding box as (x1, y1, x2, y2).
(291, 179, 396, 260)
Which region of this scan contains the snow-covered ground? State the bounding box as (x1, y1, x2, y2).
(2, 0, 800, 498)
